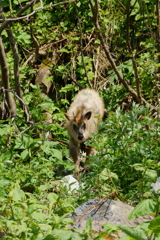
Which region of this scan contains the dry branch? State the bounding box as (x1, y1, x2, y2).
(0, 38, 16, 118)
(57, 71, 84, 89)
(0, 88, 31, 122)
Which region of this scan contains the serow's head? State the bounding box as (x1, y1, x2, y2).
(65, 109, 92, 142)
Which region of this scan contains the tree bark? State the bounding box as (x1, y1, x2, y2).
(0, 37, 16, 118)
(7, 29, 22, 99)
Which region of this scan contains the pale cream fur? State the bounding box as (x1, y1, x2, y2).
(65, 89, 104, 176)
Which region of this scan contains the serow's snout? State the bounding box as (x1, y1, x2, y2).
(78, 134, 83, 140)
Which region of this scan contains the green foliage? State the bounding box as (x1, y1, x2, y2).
(84, 104, 159, 200)
(0, 0, 160, 239)
(128, 199, 158, 220)
(0, 182, 77, 239)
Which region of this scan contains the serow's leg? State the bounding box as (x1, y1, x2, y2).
(69, 138, 80, 178)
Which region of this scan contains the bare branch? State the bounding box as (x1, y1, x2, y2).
(0, 38, 17, 118)
(5, 88, 31, 122)
(67, 73, 84, 89)
(94, 46, 100, 89)
(116, 0, 126, 10)
(60, 71, 84, 89)
(6, 29, 22, 99)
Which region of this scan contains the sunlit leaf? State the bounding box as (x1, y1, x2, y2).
(128, 199, 158, 220)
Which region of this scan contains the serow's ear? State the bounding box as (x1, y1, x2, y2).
(84, 111, 92, 120)
(64, 113, 71, 121)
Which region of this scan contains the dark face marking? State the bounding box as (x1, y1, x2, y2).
(71, 106, 92, 141)
(73, 123, 78, 132)
(72, 122, 86, 141)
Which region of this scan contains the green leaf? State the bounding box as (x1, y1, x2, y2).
(85, 218, 92, 233)
(52, 229, 73, 240)
(28, 204, 48, 213)
(9, 185, 25, 202)
(76, 1, 81, 7)
(99, 168, 119, 181)
(95, 39, 100, 44)
(149, 216, 160, 233)
(0, 129, 6, 136)
(15, 31, 31, 44)
(38, 184, 52, 191)
(43, 234, 56, 240)
(12, 205, 26, 220)
(43, 76, 53, 82)
(6, 220, 28, 236)
(47, 192, 58, 203)
(128, 199, 158, 220)
(119, 225, 148, 240)
(0, 152, 13, 161)
(38, 223, 52, 232)
(60, 84, 76, 93)
(145, 169, 158, 182)
(88, 71, 94, 80)
(14, 135, 33, 149)
(21, 149, 30, 160)
(53, 149, 62, 161)
(31, 212, 47, 222)
(102, 223, 119, 235)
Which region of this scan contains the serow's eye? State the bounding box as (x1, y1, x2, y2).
(83, 123, 86, 130)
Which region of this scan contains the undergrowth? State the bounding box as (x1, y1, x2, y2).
(0, 99, 159, 239)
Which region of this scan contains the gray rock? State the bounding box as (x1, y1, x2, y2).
(71, 199, 153, 238)
(150, 177, 160, 194)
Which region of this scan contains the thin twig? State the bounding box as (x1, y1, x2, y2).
(57, 71, 84, 89)
(6, 89, 31, 122)
(116, 0, 126, 10)
(0, 39, 17, 117)
(94, 46, 100, 89)
(0, 88, 31, 122)
(82, 37, 95, 52)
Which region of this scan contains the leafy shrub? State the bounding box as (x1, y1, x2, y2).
(84, 104, 160, 202)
